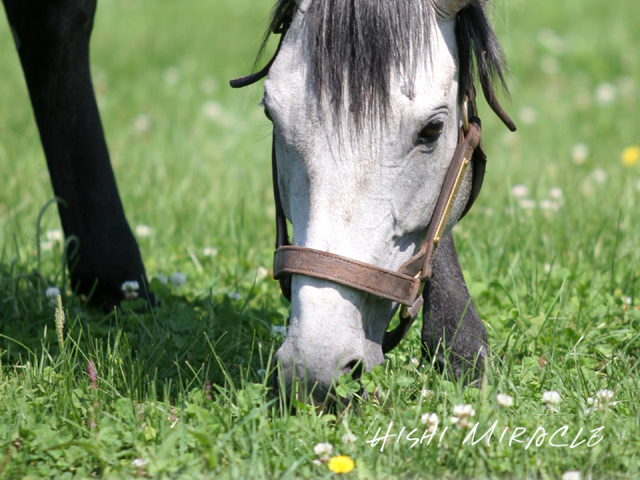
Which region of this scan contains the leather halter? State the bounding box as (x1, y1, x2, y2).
(229, 12, 507, 354)
(270, 96, 486, 352)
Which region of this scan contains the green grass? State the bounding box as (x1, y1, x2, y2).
(1, 0, 640, 478)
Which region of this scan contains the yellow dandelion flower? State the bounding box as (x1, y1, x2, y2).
(328, 455, 355, 474)
(622, 146, 640, 166)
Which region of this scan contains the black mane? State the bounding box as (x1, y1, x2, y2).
(256, 0, 515, 130)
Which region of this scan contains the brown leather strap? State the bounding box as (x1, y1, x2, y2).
(274, 246, 421, 306)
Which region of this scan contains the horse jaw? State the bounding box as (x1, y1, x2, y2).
(265, 10, 472, 404)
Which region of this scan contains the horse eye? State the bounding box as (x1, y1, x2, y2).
(418, 121, 444, 142)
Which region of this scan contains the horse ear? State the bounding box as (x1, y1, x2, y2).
(433, 0, 475, 19)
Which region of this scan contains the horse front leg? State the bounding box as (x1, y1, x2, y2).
(2, 0, 151, 308)
(421, 231, 488, 383)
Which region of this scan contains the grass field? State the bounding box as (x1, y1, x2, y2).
(1, 0, 639, 478)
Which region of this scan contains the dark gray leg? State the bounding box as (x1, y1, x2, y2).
(3, 0, 150, 307)
(421, 231, 488, 382)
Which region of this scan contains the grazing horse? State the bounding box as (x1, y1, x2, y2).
(233, 0, 515, 403)
(2, 0, 149, 307)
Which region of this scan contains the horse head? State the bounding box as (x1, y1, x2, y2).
(234, 0, 514, 404)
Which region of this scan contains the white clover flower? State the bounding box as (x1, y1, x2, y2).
(202, 101, 223, 121)
(518, 198, 537, 210)
(496, 393, 514, 407)
(228, 292, 241, 301)
(200, 76, 217, 95)
(595, 389, 614, 402)
(543, 263, 552, 273)
(420, 412, 439, 432)
(562, 471, 581, 480)
(133, 113, 151, 133)
(132, 458, 149, 468)
(452, 404, 476, 417)
(135, 224, 152, 238)
(421, 388, 434, 398)
(549, 187, 563, 199)
(121, 281, 140, 300)
(542, 390, 561, 411)
(595, 82, 616, 106)
(169, 272, 186, 287)
(587, 389, 616, 413)
(46, 229, 63, 242)
(341, 431, 357, 444)
(163, 66, 181, 86)
(592, 168, 607, 185)
(411, 357, 420, 367)
(519, 106, 538, 125)
(40, 240, 55, 252)
(312, 459, 323, 466)
(203, 247, 219, 258)
(255, 266, 269, 281)
(313, 442, 333, 456)
(451, 404, 476, 428)
(511, 184, 529, 198)
(571, 144, 589, 165)
(539, 199, 554, 211)
(272, 325, 287, 336)
(45, 287, 61, 306)
(155, 274, 168, 285)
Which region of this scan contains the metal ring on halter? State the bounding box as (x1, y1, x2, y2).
(462, 95, 469, 134)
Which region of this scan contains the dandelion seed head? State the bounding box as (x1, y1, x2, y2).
(228, 292, 241, 301)
(46, 286, 61, 299)
(203, 246, 219, 258)
(169, 272, 186, 287)
(155, 274, 168, 284)
(272, 325, 287, 336)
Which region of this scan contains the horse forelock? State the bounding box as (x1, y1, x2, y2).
(260, 0, 510, 128)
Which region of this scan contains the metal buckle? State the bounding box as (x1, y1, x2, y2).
(462, 95, 470, 134)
